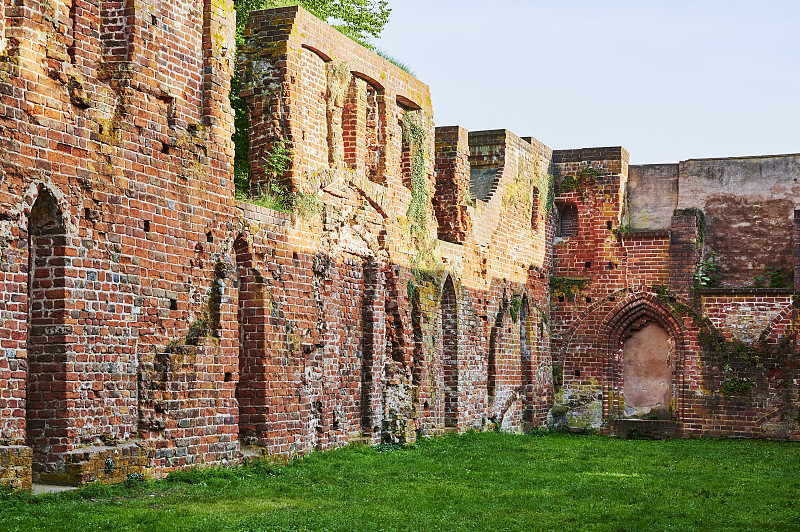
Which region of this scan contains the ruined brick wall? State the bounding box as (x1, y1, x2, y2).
(0, 0, 237, 485)
(1, 0, 798, 492)
(551, 148, 800, 438)
(632, 156, 800, 288)
(237, 8, 556, 444)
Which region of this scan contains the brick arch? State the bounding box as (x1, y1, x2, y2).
(756, 303, 798, 346)
(598, 293, 691, 420)
(600, 293, 690, 348)
(26, 186, 72, 480)
(554, 288, 632, 359)
(441, 275, 458, 428)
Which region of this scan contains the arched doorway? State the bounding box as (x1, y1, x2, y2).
(600, 295, 686, 421)
(622, 322, 674, 419)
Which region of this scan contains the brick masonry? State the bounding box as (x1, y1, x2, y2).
(0, 5, 797, 489)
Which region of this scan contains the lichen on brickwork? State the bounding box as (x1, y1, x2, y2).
(0, 3, 799, 491)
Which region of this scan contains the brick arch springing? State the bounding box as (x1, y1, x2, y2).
(441, 275, 458, 428)
(598, 293, 690, 420)
(26, 187, 71, 480)
(756, 303, 798, 346)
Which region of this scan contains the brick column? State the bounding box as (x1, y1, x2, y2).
(434, 126, 472, 243)
(794, 210, 800, 292)
(669, 209, 701, 299)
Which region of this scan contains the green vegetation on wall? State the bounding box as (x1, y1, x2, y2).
(753, 266, 793, 288)
(403, 111, 440, 276)
(235, 141, 296, 212)
(558, 166, 599, 199)
(509, 294, 522, 323)
(694, 252, 720, 288)
(550, 276, 589, 301)
(232, 1, 408, 205)
(651, 284, 798, 397)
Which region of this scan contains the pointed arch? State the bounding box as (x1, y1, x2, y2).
(598, 293, 690, 420)
(26, 187, 70, 480)
(441, 275, 458, 428)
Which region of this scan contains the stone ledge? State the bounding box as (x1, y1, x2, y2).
(619, 229, 671, 239)
(611, 419, 682, 440)
(698, 287, 794, 296)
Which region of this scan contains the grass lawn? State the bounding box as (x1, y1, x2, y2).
(1, 432, 799, 531)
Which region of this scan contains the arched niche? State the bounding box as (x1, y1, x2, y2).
(558, 204, 578, 237)
(26, 188, 69, 480)
(601, 295, 688, 421)
(441, 276, 458, 428)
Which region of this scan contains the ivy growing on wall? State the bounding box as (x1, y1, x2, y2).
(558, 166, 599, 199)
(403, 111, 440, 276)
(550, 276, 590, 301)
(509, 294, 522, 323)
(651, 284, 798, 397)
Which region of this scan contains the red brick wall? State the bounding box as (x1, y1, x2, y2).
(548, 147, 800, 439)
(0, 0, 237, 483)
(1, 1, 798, 491)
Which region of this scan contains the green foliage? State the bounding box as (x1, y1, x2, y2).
(550, 276, 589, 301)
(125, 473, 144, 484)
(719, 378, 754, 396)
(558, 166, 599, 198)
(185, 317, 210, 346)
(754, 266, 791, 288)
(234, 0, 391, 48)
(230, 71, 249, 199)
(5, 433, 800, 531)
(231, 0, 395, 199)
(235, 141, 296, 213)
(402, 111, 439, 275)
(509, 294, 522, 323)
(694, 252, 720, 288)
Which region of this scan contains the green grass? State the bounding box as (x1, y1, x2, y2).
(2, 432, 799, 531)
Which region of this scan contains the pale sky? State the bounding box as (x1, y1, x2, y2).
(376, 0, 800, 164)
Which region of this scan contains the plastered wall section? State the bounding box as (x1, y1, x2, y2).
(676, 155, 800, 287)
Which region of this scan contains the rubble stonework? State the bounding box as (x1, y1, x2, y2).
(0, 5, 797, 489)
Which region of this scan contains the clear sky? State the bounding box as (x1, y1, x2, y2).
(375, 0, 800, 164)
